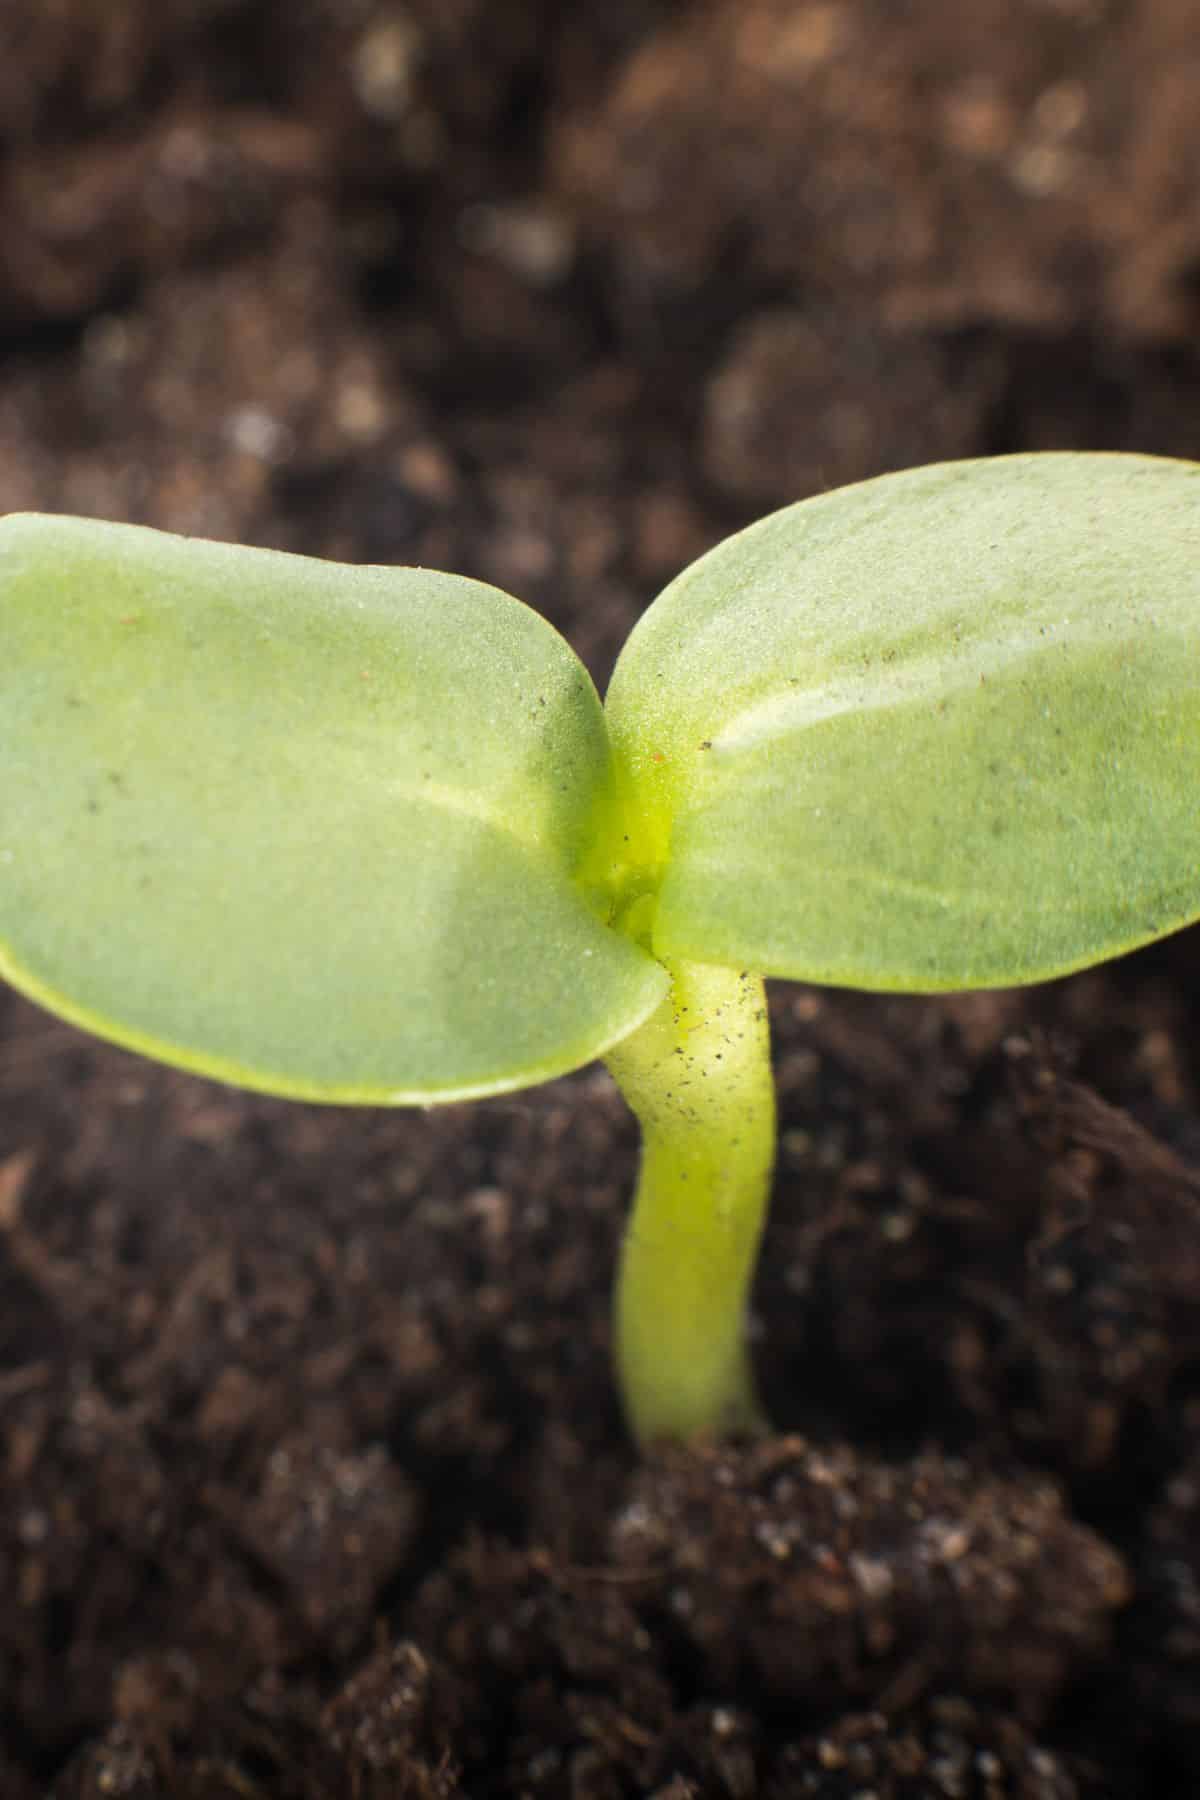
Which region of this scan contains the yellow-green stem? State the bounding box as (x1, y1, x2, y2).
(604, 957, 776, 1445)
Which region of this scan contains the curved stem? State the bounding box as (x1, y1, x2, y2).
(604, 957, 775, 1444)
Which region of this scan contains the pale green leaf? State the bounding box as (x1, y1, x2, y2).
(0, 515, 666, 1100)
(606, 454, 1200, 989)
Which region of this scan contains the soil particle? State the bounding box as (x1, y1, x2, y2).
(320, 1640, 460, 1782)
(699, 308, 997, 508)
(762, 1698, 1089, 1799)
(1129, 1432, 1200, 1738)
(553, 0, 1200, 339)
(218, 1437, 421, 1651)
(610, 1439, 1129, 1717)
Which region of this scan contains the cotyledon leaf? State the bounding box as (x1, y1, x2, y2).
(606, 453, 1200, 989)
(0, 514, 666, 1100)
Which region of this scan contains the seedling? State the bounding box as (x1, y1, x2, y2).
(2, 454, 1199, 1444)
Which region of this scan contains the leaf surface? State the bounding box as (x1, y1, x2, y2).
(0, 516, 666, 1100)
(606, 454, 1200, 989)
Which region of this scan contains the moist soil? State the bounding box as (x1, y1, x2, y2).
(2, 3, 1200, 1795)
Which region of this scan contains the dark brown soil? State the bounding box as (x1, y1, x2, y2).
(2, 3, 1200, 1794)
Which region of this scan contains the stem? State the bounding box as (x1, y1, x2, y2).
(604, 957, 776, 1445)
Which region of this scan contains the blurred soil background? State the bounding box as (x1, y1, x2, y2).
(2, 1, 1200, 1794)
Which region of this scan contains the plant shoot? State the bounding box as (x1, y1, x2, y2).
(2, 454, 1198, 1443)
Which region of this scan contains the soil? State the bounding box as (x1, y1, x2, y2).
(2, 2, 1200, 1794)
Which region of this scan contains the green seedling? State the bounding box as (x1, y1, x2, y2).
(2, 454, 1199, 1444)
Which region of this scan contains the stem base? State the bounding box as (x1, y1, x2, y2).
(604, 958, 775, 1444)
